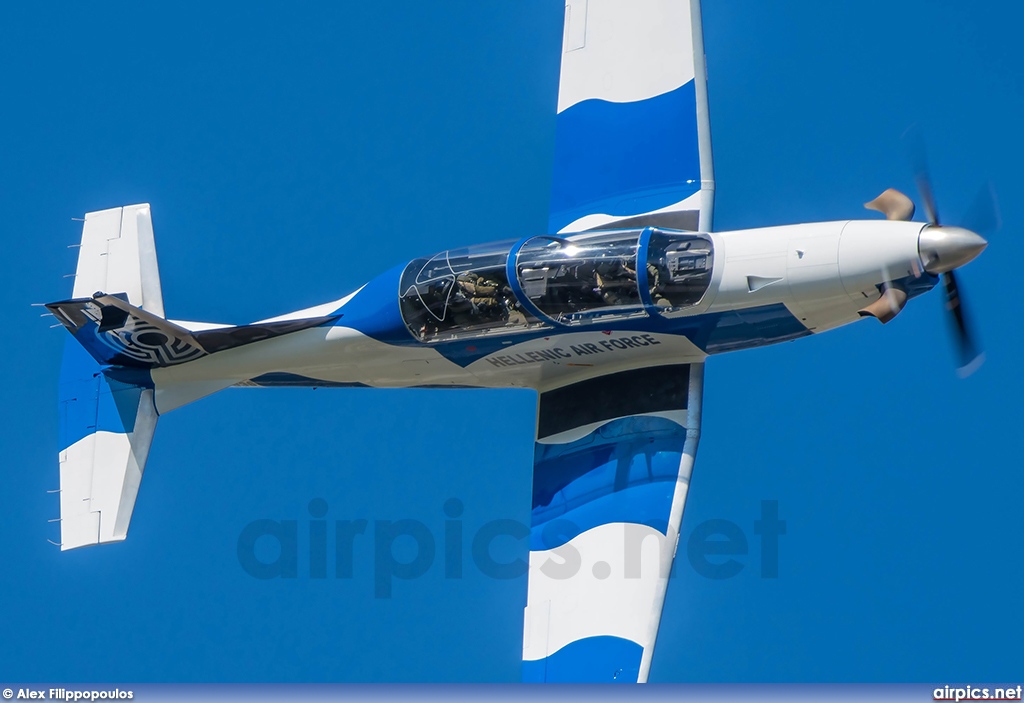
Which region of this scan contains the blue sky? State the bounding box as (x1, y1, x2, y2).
(2, 0, 1022, 683)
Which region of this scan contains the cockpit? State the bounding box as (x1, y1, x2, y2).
(399, 228, 714, 342)
(398, 240, 545, 342)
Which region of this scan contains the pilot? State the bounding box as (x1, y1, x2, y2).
(506, 303, 527, 326)
(457, 272, 499, 302)
(594, 258, 638, 306)
(457, 272, 517, 325)
(646, 263, 672, 307)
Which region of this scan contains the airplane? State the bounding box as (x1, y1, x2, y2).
(45, 0, 990, 684)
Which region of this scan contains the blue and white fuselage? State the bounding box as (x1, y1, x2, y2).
(152, 218, 945, 412)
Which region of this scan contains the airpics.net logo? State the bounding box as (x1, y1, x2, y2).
(236, 498, 786, 598)
(934, 684, 1023, 701)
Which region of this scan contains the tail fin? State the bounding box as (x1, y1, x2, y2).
(55, 205, 162, 550)
(47, 293, 338, 370)
(58, 339, 157, 550)
(72, 204, 165, 315)
(48, 294, 207, 368)
(51, 205, 339, 549)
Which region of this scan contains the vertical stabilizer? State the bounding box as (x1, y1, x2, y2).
(73, 204, 164, 315)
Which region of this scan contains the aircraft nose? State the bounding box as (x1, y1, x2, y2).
(918, 225, 988, 275)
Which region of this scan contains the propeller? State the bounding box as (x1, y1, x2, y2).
(861, 127, 995, 376)
(908, 126, 995, 376)
(943, 269, 985, 377)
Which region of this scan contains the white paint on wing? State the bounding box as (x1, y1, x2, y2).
(537, 410, 687, 445)
(523, 521, 667, 661)
(558, 0, 696, 112)
(557, 191, 702, 234)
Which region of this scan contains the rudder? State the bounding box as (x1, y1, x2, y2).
(73, 204, 164, 315)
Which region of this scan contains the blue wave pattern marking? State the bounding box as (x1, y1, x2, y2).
(549, 81, 700, 233)
(522, 635, 643, 683)
(530, 415, 686, 551)
(523, 415, 688, 682)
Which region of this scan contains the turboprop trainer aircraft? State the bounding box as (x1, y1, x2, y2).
(47, 0, 989, 684)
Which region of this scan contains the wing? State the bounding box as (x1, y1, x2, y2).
(521, 0, 713, 682)
(548, 0, 714, 235)
(522, 363, 703, 682)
